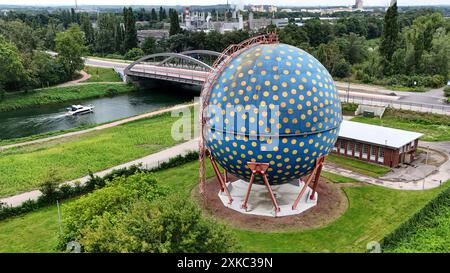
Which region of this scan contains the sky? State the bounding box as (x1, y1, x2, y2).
(0, 0, 449, 7)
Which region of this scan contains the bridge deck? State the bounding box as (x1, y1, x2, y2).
(127, 64, 208, 86)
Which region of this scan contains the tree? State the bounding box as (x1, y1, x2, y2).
(80, 13, 94, 48)
(169, 9, 181, 36)
(403, 12, 447, 75)
(141, 36, 156, 54)
(80, 196, 238, 253)
(123, 7, 138, 52)
(379, 1, 399, 75)
(335, 33, 368, 65)
(278, 23, 309, 48)
(43, 19, 60, 50)
(314, 42, 342, 74)
(125, 47, 144, 60)
(94, 13, 117, 55)
(55, 24, 87, 79)
(151, 8, 158, 21)
(28, 51, 66, 87)
(332, 59, 352, 78)
(114, 22, 124, 54)
(304, 18, 334, 47)
(58, 171, 168, 249)
(423, 27, 450, 77)
(159, 7, 167, 21)
(0, 35, 27, 91)
(0, 20, 38, 53)
(204, 31, 225, 52)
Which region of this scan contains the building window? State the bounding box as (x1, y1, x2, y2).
(363, 144, 368, 155)
(370, 146, 376, 161)
(354, 143, 360, 157)
(347, 142, 353, 155)
(378, 147, 384, 163)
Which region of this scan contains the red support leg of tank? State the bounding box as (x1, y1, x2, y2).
(292, 156, 325, 210)
(244, 162, 280, 216)
(209, 154, 233, 204)
(309, 157, 325, 200)
(224, 169, 228, 184)
(262, 174, 281, 216)
(241, 171, 255, 210)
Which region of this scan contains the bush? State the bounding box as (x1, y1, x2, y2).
(59, 171, 168, 249)
(385, 75, 445, 89)
(80, 196, 238, 253)
(341, 102, 358, 115)
(106, 87, 119, 96)
(0, 152, 199, 222)
(38, 169, 63, 203)
(124, 48, 145, 61)
(332, 59, 351, 78)
(444, 86, 450, 98)
(422, 75, 445, 88)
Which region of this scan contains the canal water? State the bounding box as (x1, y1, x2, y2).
(0, 87, 197, 140)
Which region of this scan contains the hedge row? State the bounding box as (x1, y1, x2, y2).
(0, 151, 199, 221)
(380, 184, 450, 251)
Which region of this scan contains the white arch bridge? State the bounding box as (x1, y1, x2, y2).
(124, 50, 223, 86)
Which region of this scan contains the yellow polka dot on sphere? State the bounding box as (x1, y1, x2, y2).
(206, 43, 342, 184)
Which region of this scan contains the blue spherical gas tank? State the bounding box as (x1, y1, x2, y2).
(205, 43, 342, 184)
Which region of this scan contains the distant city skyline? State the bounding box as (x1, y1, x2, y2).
(0, 0, 449, 7)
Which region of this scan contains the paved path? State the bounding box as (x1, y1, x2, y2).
(55, 70, 91, 87)
(2, 139, 449, 208)
(0, 102, 195, 151)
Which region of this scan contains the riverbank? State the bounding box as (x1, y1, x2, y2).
(0, 102, 194, 149)
(0, 107, 194, 198)
(0, 83, 136, 112)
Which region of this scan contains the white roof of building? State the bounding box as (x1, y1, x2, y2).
(338, 120, 423, 149)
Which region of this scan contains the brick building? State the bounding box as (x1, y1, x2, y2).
(333, 121, 423, 168)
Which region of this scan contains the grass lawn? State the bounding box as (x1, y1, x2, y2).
(327, 155, 391, 178)
(235, 183, 447, 252)
(386, 204, 450, 253)
(0, 83, 136, 112)
(0, 112, 188, 197)
(321, 171, 359, 183)
(0, 160, 447, 253)
(383, 180, 450, 253)
(351, 109, 450, 142)
(0, 204, 61, 253)
(383, 85, 427, 92)
(84, 66, 121, 83)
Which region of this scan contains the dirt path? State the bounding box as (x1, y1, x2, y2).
(194, 174, 349, 231)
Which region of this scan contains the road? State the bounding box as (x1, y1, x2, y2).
(84, 57, 450, 115)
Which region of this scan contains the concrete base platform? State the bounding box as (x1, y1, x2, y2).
(218, 179, 318, 217)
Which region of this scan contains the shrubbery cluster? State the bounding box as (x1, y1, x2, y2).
(0, 152, 199, 221)
(381, 183, 450, 252)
